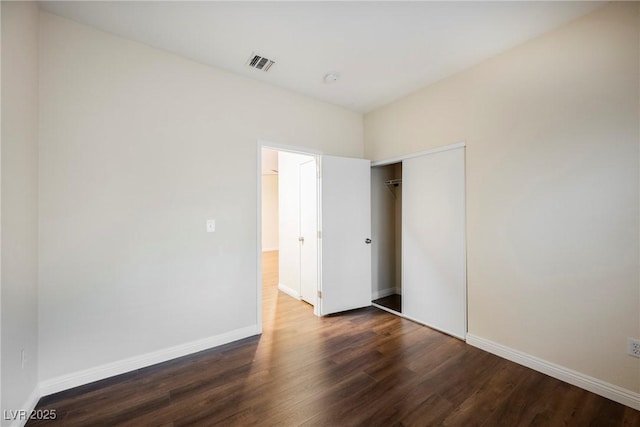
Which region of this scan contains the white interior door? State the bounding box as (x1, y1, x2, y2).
(299, 160, 318, 306)
(402, 147, 466, 339)
(319, 155, 372, 315)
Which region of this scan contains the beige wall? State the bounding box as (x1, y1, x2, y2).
(261, 174, 279, 252)
(38, 11, 362, 386)
(1, 1, 40, 422)
(365, 2, 640, 393)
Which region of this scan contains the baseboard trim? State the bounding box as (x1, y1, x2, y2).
(466, 333, 640, 411)
(371, 302, 401, 316)
(39, 325, 259, 397)
(9, 385, 41, 427)
(371, 287, 396, 300)
(278, 283, 301, 300)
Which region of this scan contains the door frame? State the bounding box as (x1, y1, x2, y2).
(371, 141, 466, 167)
(256, 140, 322, 333)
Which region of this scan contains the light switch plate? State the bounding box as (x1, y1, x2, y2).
(206, 219, 215, 232)
(628, 338, 640, 358)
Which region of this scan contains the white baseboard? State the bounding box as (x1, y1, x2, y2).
(372, 302, 400, 316)
(372, 287, 396, 300)
(466, 333, 640, 411)
(39, 325, 259, 397)
(261, 247, 278, 252)
(278, 283, 301, 300)
(9, 386, 41, 427)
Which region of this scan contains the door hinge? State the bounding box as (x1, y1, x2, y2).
(317, 290, 322, 299)
(317, 230, 322, 239)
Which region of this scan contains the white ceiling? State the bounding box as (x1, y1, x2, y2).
(39, 1, 605, 113)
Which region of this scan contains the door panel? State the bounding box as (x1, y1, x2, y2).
(402, 147, 466, 339)
(320, 156, 372, 315)
(299, 160, 318, 306)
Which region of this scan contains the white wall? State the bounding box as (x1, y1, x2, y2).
(365, 2, 640, 394)
(1, 1, 40, 423)
(261, 174, 278, 252)
(277, 151, 314, 298)
(38, 12, 362, 390)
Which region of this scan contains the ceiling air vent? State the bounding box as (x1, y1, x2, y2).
(247, 53, 275, 72)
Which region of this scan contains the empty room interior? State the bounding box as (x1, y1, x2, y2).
(2, 1, 640, 425)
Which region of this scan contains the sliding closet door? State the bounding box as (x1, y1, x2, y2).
(402, 147, 466, 339)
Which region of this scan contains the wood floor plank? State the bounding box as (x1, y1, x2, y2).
(26, 250, 640, 426)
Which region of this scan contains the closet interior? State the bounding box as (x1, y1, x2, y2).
(371, 162, 403, 314)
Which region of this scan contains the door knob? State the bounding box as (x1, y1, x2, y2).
(365, 238, 372, 244)
(299, 236, 304, 243)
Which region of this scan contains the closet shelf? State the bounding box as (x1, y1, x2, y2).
(384, 179, 402, 199)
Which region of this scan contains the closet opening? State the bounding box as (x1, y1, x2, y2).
(371, 162, 403, 314)
(368, 144, 467, 339)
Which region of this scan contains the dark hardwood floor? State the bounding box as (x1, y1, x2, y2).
(28, 251, 640, 426)
(372, 293, 402, 313)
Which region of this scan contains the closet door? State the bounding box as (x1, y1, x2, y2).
(402, 147, 466, 339)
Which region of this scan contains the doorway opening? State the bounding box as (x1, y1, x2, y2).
(259, 145, 320, 329)
(257, 142, 378, 330)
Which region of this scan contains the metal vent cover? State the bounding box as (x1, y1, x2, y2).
(247, 53, 275, 72)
